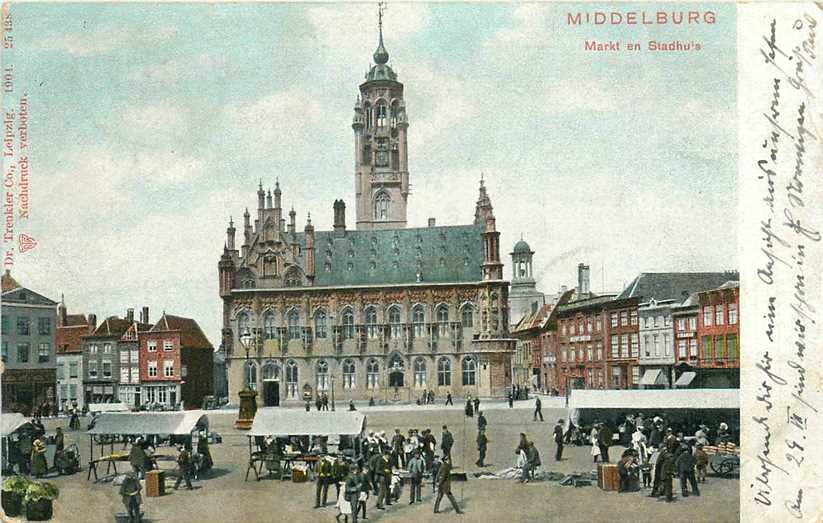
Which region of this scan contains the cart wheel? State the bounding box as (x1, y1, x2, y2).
(709, 461, 719, 474)
(718, 459, 734, 477)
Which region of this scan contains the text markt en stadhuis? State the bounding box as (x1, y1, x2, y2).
(567, 10, 717, 26)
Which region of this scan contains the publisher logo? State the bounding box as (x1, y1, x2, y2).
(18, 232, 36, 253)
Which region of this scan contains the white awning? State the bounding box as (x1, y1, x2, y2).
(674, 372, 697, 387)
(1, 413, 32, 438)
(88, 402, 130, 413)
(639, 369, 664, 386)
(87, 411, 209, 436)
(249, 408, 366, 437)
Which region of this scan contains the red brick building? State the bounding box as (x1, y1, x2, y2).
(604, 298, 640, 389)
(511, 303, 552, 392)
(140, 313, 214, 409)
(671, 293, 699, 386)
(696, 281, 739, 387)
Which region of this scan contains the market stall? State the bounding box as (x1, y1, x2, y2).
(85, 410, 209, 482)
(245, 408, 366, 481)
(1, 413, 34, 473)
(568, 389, 739, 441)
(87, 402, 130, 414)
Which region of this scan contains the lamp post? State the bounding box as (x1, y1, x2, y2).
(235, 327, 258, 430)
(330, 375, 336, 412)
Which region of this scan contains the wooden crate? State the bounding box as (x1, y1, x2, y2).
(145, 470, 165, 497)
(597, 463, 619, 491)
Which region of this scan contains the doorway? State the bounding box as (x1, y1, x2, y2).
(263, 379, 280, 407)
(389, 371, 404, 388)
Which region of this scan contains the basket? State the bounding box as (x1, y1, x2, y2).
(25, 498, 54, 521)
(1, 490, 23, 517)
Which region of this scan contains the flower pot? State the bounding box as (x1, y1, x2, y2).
(1, 490, 23, 517)
(25, 497, 53, 521)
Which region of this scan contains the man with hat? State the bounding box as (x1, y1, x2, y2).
(407, 449, 425, 503)
(174, 445, 194, 490)
(440, 425, 454, 461)
(433, 455, 463, 514)
(129, 437, 149, 479)
(375, 450, 393, 509)
(553, 419, 565, 461)
(315, 455, 334, 508)
(476, 429, 488, 467)
(119, 471, 142, 523)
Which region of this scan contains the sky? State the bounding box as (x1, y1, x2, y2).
(4, 3, 737, 345)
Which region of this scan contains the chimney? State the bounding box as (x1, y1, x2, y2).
(578, 263, 590, 296)
(126, 308, 135, 323)
(88, 314, 97, 331)
(428, 217, 436, 227)
(333, 200, 346, 234)
(140, 306, 149, 324)
(57, 295, 67, 327)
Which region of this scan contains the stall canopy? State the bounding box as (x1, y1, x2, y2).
(1, 413, 31, 438)
(249, 408, 366, 437)
(88, 403, 130, 413)
(569, 389, 739, 425)
(87, 410, 209, 435)
(674, 372, 697, 387)
(639, 369, 667, 386)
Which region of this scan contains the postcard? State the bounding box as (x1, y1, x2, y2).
(0, 2, 820, 523)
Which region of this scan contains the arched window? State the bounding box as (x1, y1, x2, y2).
(414, 358, 427, 388)
(388, 306, 402, 339)
(461, 304, 474, 328)
(374, 192, 391, 221)
(412, 305, 425, 337)
(436, 305, 449, 336)
(244, 361, 258, 391)
(287, 309, 301, 340)
(437, 357, 451, 386)
(376, 102, 387, 128)
(316, 360, 329, 391)
(237, 311, 251, 338)
(263, 312, 276, 340)
(390, 100, 399, 128)
(262, 361, 279, 380)
(314, 309, 328, 339)
(367, 359, 379, 389)
(342, 308, 355, 340)
(365, 306, 378, 339)
(285, 360, 298, 398)
(364, 102, 373, 130)
(284, 267, 301, 287)
(342, 359, 356, 390)
(462, 356, 477, 386)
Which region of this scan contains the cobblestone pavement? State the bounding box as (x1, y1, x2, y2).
(2, 401, 739, 523)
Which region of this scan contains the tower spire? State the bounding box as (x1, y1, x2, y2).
(373, 2, 389, 65)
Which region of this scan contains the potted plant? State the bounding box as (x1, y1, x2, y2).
(23, 481, 59, 521)
(1, 475, 30, 516)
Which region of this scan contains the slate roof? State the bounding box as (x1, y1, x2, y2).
(617, 272, 739, 303)
(556, 293, 616, 313)
(89, 317, 132, 338)
(298, 224, 485, 287)
(150, 314, 213, 350)
(64, 314, 89, 327)
(512, 303, 552, 333)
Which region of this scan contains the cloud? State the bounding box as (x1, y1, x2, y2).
(34, 22, 179, 57)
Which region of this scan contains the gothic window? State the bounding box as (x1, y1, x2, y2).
(390, 100, 399, 128)
(376, 103, 387, 128)
(244, 361, 258, 391)
(263, 256, 276, 277)
(388, 305, 402, 338)
(284, 267, 301, 287)
(286, 360, 298, 398)
(342, 308, 355, 340)
(237, 312, 251, 338)
(366, 359, 379, 389)
(365, 306, 378, 339)
(414, 357, 427, 388)
(436, 305, 449, 336)
(342, 359, 356, 389)
(316, 360, 329, 391)
(461, 356, 477, 386)
(263, 312, 276, 340)
(314, 309, 328, 339)
(375, 192, 391, 221)
(364, 103, 373, 130)
(262, 361, 279, 380)
(287, 309, 301, 340)
(437, 357, 451, 386)
(461, 304, 474, 328)
(412, 305, 425, 337)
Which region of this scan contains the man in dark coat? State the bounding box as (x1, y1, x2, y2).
(464, 398, 474, 417)
(119, 471, 142, 523)
(18, 432, 32, 474)
(391, 429, 406, 468)
(406, 449, 425, 504)
(477, 412, 487, 432)
(333, 457, 350, 500)
(315, 456, 333, 508)
(508, 392, 514, 408)
(55, 427, 65, 452)
(473, 396, 480, 414)
(375, 451, 392, 509)
(367, 451, 382, 494)
(598, 423, 613, 463)
(445, 392, 453, 406)
(476, 429, 488, 467)
(129, 438, 149, 479)
(344, 465, 363, 523)
(433, 455, 463, 514)
(174, 446, 194, 490)
(658, 443, 677, 502)
(534, 396, 544, 421)
(675, 443, 700, 497)
(553, 419, 565, 461)
(440, 426, 454, 460)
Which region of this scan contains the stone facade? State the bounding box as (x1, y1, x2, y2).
(218, 25, 514, 405)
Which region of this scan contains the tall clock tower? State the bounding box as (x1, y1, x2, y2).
(352, 6, 409, 230)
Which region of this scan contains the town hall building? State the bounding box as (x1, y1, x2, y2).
(218, 16, 514, 406)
